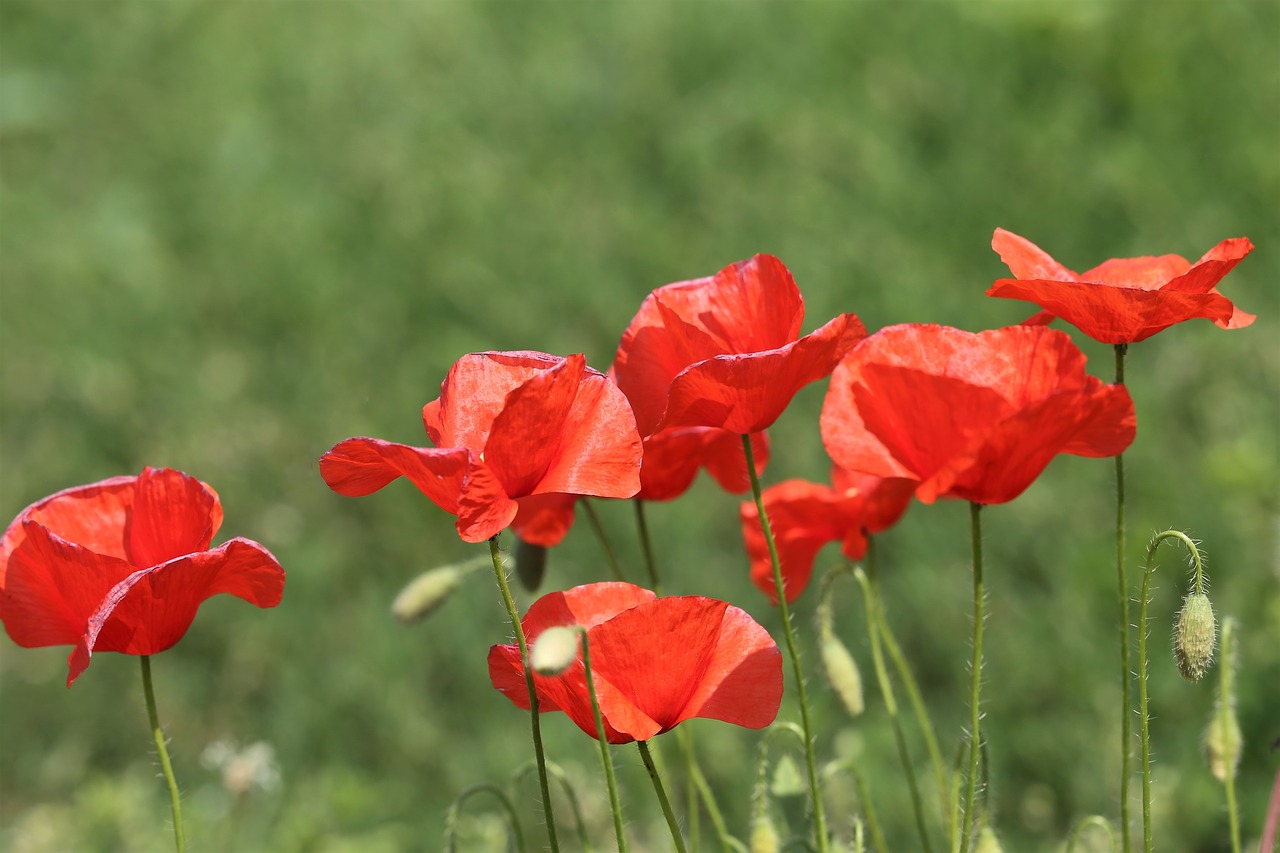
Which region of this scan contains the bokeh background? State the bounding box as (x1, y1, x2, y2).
(1, 1, 1277, 850)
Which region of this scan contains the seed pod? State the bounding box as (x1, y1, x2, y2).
(530, 626, 580, 675)
(391, 566, 464, 623)
(820, 629, 865, 716)
(1173, 592, 1217, 681)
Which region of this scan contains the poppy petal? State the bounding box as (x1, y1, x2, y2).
(660, 313, 867, 434)
(635, 428, 767, 501)
(2, 520, 138, 650)
(485, 355, 586, 497)
(67, 537, 284, 685)
(741, 479, 849, 604)
(675, 602, 783, 731)
(1, 476, 138, 582)
(319, 437, 471, 515)
(992, 228, 1079, 280)
(430, 351, 571, 450)
(511, 493, 579, 548)
(126, 467, 222, 568)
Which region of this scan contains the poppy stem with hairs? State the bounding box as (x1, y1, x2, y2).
(1138, 530, 1205, 853)
(958, 502, 985, 853)
(140, 655, 185, 853)
(743, 434, 830, 853)
(638, 740, 687, 853)
(578, 628, 629, 853)
(1114, 342, 1133, 853)
(488, 536, 560, 853)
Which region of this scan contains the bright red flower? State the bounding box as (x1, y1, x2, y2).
(987, 228, 1255, 344)
(741, 468, 915, 604)
(0, 467, 285, 686)
(488, 582, 782, 743)
(612, 254, 867, 436)
(636, 427, 770, 501)
(320, 351, 642, 545)
(821, 324, 1136, 505)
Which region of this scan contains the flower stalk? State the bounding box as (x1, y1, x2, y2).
(639, 740, 688, 853)
(959, 502, 985, 853)
(579, 628, 629, 853)
(1113, 343, 1132, 853)
(140, 655, 186, 853)
(744, 435, 829, 853)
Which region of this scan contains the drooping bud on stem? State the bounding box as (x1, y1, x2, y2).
(391, 554, 489, 623)
(1173, 592, 1216, 682)
(817, 580, 864, 716)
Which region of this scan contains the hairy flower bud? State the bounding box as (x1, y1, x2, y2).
(974, 826, 1004, 853)
(749, 813, 780, 853)
(530, 626, 580, 675)
(1205, 706, 1243, 783)
(1173, 592, 1217, 681)
(391, 566, 464, 623)
(820, 629, 865, 716)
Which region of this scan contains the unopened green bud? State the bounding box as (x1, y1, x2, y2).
(1173, 592, 1217, 681)
(820, 630, 864, 716)
(391, 566, 463, 623)
(1204, 706, 1242, 783)
(974, 826, 1003, 853)
(749, 813, 780, 853)
(515, 537, 548, 592)
(770, 754, 806, 798)
(530, 626, 580, 675)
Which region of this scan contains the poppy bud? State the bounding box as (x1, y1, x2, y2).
(1173, 592, 1217, 681)
(1205, 706, 1243, 783)
(770, 753, 806, 798)
(530, 626, 580, 675)
(749, 813, 780, 853)
(974, 826, 1004, 853)
(820, 629, 865, 716)
(516, 537, 549, 592)
(391, 566, 464, 623)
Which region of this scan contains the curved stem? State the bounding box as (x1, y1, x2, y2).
(445, 783, 528, 853)
(581, 499, 627, 583)
(851, 564, 932, 853)
(639, 740, 688, 853)
(633, 499, 663, 595)
(743, 435, 829, 852)
(958, 502, 985, 853)
(1113, 343, 1132, 853)
(579, 629, 628, 853)
(1137, 529, 1203, 853)
(140, 656, 185, 853)
(489, 536, 560, 852)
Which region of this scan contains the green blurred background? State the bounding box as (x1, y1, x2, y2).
(1, 1, 1277, 850)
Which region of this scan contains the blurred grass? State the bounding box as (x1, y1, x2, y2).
(1, 1, 1277, 850)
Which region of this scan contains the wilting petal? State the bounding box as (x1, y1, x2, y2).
(660, 313, 866, 434)
(126, 467, 221, 568)
(67, 537, 284, 685)
(989, 229, 1254, 344)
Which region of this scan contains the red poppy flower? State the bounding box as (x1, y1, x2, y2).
(636, 427, 770, 501)
(741, 468, 915, 604)
(0, 467, 285, 686)
(320, 351, 642, 545)
(488, 582, 782, 743)
(820, 324, 1136, 505)
(987, 228, 1255, 344)
(612, 254, 867, 436)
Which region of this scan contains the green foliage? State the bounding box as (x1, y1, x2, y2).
(2, 1, 1277, 850)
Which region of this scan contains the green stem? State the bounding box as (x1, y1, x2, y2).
(444, 783, 528, 853)
(827, 759, 889, 853)
(633, 499, 663, 595)
(743, 434, 829, 852)
(851, 564, 933, 853)
(639, 740, 688, 853)
(1137, 529, 1203, 853)
(579, 629, 628, 853)
(677, 727, 705, 853)
(958, 502, 985, 853)
(581, 499, 627, 582)
(1114, 342, 1132, 853)
(140, 655, 185, 853)
(1219, 620, 1241, 853)
(489, 536, 560, 852)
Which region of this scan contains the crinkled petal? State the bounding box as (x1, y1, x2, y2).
(485, 355, 586, 497)
(1081, 255, 1190, 291)
(1, 476, 138, 586)
(660, 313, 867, 434)
(992, 228, 1079, 280)
(429, 351, 571, 449)
(126, 467, 221, 567)
(67, 537, 284, 685)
